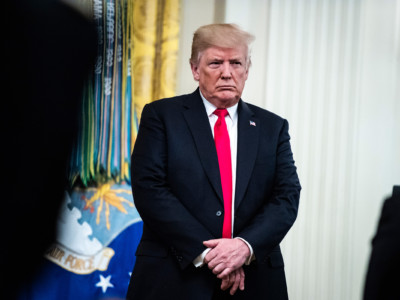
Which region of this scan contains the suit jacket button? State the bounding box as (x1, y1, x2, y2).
(216, 210, 222, 217)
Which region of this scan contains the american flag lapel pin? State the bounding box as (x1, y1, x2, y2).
(249, 120, 256, 126)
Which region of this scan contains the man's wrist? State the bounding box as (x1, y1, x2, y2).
(193, 248, 211, 267)
(235, 237, 255, 265)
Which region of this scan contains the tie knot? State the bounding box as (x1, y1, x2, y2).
(214, 108, 228, 118)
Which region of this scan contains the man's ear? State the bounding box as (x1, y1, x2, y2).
(190, 62, 200, 81)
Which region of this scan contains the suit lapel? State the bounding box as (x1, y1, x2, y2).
(235, 101, 259, 209)
(182, 90, 223, 202)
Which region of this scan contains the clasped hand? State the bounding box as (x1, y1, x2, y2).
(203, 238, 250, 295)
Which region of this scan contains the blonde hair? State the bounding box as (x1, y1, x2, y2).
(190, 23, 255, 67)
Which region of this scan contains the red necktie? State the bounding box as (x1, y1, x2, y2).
(213, 109, 232, 239)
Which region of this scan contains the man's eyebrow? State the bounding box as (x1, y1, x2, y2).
(207, 57, 244, 62)
(229, 57, 244, 61)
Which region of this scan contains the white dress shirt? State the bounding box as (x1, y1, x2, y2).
(192, 91, 254, 267)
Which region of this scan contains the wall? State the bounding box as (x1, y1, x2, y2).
(177, 0, 218, 94)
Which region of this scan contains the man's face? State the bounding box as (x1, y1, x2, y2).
(190, 46, 249, 108)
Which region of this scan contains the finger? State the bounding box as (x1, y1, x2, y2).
(207, 256, 223, 270)
(212, 262, 227, 274)
(220, 277, 230, 291)
(217, 267, 233, 279)
(207, 251, 229, 270)
(210, 249, 246, 272)
(204, 248, 218, 265)
(203, 239, 220, 248)
(221, 273, 235, 291)
(230, 270, 241, 295)
(239, 267, 245, 291)
(229, 273, 235, 289)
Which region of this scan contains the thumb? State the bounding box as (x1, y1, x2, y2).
(203, 239, 220, 248)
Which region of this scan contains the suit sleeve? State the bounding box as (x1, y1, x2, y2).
(236, 119, 301, 263)
(131, 103, 214, 269)
(363, 192, 400, 300)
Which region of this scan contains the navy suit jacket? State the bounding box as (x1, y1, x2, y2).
(364, 186, 400, 300)
(127, 89, 301, 299)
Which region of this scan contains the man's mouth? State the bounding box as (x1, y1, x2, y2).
(217, 86, 235, 90)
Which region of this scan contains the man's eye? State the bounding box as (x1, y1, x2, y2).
(209, 62, 221, 68)
(232, 61, 242, 65)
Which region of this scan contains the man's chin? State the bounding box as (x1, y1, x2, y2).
(215, 91, 239, 102)
(208, 96, 239, 108)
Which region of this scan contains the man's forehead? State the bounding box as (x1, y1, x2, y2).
(202, 46, 247, 60)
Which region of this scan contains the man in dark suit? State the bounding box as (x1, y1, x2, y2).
(127, 24, 301, 299)
(363, 186, 400, 300)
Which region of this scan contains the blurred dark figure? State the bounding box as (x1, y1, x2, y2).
(2, 0, 96, 298)
(364, 186, 400, 300)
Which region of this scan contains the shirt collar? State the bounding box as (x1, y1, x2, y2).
(199, 89, 238, 119)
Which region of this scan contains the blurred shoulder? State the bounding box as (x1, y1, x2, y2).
(146, 90, 199, 111)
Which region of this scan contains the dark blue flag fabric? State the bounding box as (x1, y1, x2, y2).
(18, 184, 142, 300)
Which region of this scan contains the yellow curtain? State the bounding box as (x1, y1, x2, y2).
(124, 0, 180, 182)
(131, 0, 180, 124)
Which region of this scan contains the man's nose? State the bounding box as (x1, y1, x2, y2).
(220, 62, 232, 79)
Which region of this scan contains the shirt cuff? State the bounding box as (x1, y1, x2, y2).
(193, 248, 211, 268)
(235, 237, 256, 265)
